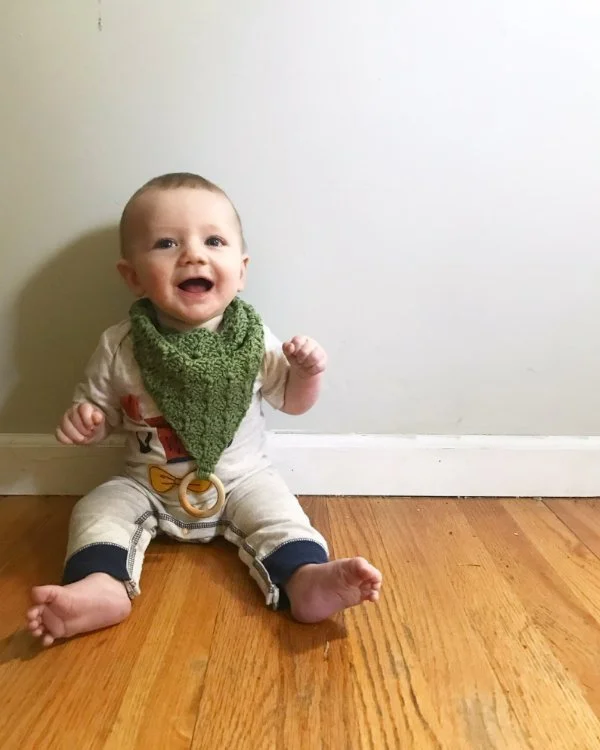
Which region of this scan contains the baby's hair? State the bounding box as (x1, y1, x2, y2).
(119, 172, 246, 257)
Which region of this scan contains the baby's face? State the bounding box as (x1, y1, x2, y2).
(118, 187, 248, 327)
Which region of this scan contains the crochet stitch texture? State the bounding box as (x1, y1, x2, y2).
(129, 297, 265, 478)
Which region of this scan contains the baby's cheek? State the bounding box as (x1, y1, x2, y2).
(147, 264, 168, 283)
(145, 266, 171, 295)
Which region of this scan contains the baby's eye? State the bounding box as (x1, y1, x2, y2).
(153, 238, 177, 249)
(205, 235, 225, 247)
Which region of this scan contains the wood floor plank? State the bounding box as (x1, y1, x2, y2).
(416, 499, 600, 747)
(461, 499, 600, 715)
(279, 498, 357, 750)
(101, 541, 227, 750)
(545, 498, 600, 559)
(329, 497, 439, 750)
(0, 498, 125, 750)
(4, 496, 600, 749)
(58, 540, 223, 750)
(1, 501, 219, 750)
(1, 538, 184, 749)
(503, 499, 600, 623)
(329, 497, 527, 750)
(188, 543, 282, 749)
(190, 497, 356, 750)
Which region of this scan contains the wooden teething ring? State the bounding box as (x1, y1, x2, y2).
(178, 472, 226, 518)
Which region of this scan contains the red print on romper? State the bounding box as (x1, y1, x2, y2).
(120, 394, 190, 462)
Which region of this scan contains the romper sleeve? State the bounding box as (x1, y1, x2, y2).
(71, 322, 129, 429)
(259, 325, 290, 411)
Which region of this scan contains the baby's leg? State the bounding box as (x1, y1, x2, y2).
(27, 477, 157, 646)
(223, 469, 382, 622)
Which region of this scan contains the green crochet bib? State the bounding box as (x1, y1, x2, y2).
(129, 297, 265, 478)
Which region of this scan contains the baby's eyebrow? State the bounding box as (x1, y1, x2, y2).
(202, 224, 228, 234)
(145, 226, 180, 234)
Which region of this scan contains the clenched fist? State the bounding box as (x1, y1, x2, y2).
(283, 336, 327, 379)
(56, 402, 106, 445)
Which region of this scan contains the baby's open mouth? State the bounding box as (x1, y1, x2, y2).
(178, 277, 214, 293)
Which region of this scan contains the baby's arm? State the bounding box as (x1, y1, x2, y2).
(55, 327, 124, 446)
(281, 335, 327, 415)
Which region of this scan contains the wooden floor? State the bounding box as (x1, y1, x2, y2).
(2, 498, 600, 749)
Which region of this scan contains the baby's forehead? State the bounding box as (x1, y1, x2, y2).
(132, 186, 237, 228)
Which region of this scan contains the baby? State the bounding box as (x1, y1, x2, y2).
(27, 173, 382, 646)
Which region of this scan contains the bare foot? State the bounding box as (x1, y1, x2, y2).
(26, 573, 132, 647)
(285, 557, 382, 624)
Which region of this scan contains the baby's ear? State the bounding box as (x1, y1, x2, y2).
(237, 254, 250, 292)
(117, 259, 144, 297)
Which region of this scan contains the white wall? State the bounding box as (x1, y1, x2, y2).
(2, 0, 600, 435)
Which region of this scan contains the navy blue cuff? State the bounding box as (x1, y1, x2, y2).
(262, 539, 328, 585)
(262, 540, 328, 611)
(63, 544, 129, 585)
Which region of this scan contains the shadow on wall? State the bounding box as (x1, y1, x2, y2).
(0, 227, 131, 433)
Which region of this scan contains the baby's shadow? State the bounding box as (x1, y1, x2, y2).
(0, 629, 43, 664)
(0, 226, 130, 435)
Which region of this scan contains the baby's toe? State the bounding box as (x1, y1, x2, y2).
(42, 633, 55, 648)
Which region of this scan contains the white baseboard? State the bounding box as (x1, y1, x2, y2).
(1, 433, 600, 497)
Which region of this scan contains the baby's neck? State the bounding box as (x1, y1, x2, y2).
(155, 309, 223, 334)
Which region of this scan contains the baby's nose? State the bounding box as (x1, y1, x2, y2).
(181, 240, 208, 263)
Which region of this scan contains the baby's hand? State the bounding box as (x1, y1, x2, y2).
(56, 402, 106, 445)
(283, 336, 327, 379)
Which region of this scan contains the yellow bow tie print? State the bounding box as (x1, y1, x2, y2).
(149, 465, 212, 495)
